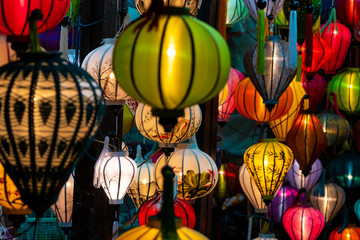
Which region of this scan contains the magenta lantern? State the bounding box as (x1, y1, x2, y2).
(301, 73, 327, 110)
(321, 23, 352, 74)
(283, 203, 325, 240)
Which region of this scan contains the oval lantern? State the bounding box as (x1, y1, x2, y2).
(214, 162, 241, 206)
(283, 203, 325, 240)
(354, 121, 360, 152)
(328, 68, 360, 114)
(242, 0, 284, 24)
(310, 181, 345, 223)
(135, 0, 202, 16)
(113, 8, 231, 119)
(0, 0, 70, 36)
(234, 77, 293, 124)
(138, 194, 196, 229)
(0, 52, 106, 215)
(253, 233, 278, 240)
(321, 23, 352, 74)
(239, 164, 267, 213)
(244, 36, 297, 110)
(244, 138, 294, 204)
(317, 112, 351, 146)
(329, 225, 360, 240)
(135, 103, 201, 144)
(335, 0, 360, 28)
(82, 39, 129, 102)
(328, 151, 360, 189)
(301, 72, 327, 110)
(286, 159, 323, 192)
(354, 198, 360, 222)
(226, 0, 249, 25)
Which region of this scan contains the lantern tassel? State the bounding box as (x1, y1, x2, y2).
(339, 207, 349, 233)
(288, 10, 297, 68)
(60, 17, 69, 60)
(312, 169, 326, 197)
(305, 5, 313, 68)
(256, 9, 265, 75)
(296, 53, 302, 82)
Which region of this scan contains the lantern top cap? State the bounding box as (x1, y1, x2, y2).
(344, 67, 360, 72)
(260, 138, 278, 143)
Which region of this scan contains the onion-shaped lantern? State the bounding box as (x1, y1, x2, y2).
(253, 234, 278, 240)
(214, 162, 241, 205)
(286, 159, 323, 192)
(0, 52, 106, 215)
(301, 72, 327, 110)
(226, 0, 249, 25)
(154, 140, 218, 201)
(328, 151, 360, 189)
(135, 103, 201, 144)
(354, 121, 360, 152)
(0, 0, 70, 36)
(299, 33, 333, 76)
(242, 0, 284, 24)
(239, 164, 267, 213)
(244, 36, 297, 111)
(317, 112, 351, 146)
(244, 138, 294, 204)
(321, 23, 352, 74)
(82, 39, 129, 102)
(286, 104, 328, 176)
(329, 225, 360, 240)
(113, 7, 230, 124)
(310, 181, 345, 223)
(355, 198, 360, 222)
(283, 203, 325, 240)
(328, 68, 360, 113)
(234, 77, 293, 124)
(135, 0, 202, 16)
(335, 0, 360, 28)
(270, 78, 307, 142)
(268, 183, 306, 224)
(138, 193, 196, 229)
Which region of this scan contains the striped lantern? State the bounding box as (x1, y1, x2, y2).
(317, 112, 351, 146)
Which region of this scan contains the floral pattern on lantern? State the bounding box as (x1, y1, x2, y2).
(335, 0, 360, 28)
(226, 0, 249, 25)
(317, 112, 351, 146)
(135, 0, 202, 16)
(329, 225, 360, 240)
(243, 0, 284, 24)
(301, 73, 327, 110)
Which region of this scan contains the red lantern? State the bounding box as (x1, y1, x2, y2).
(321, 23, 352, 74)
(354, 121, 360, 152)
(335, 0, 360, 28)
(0, 0, 70, 36)
(283, 203, 325, 240)
(234, 77, 293, 124)
(138, 194, 196, 229)
(329, 225, 360, 240)
(214, 162, 241, 205)
(301, 73, 327, 110)
(298, 32, 333, 75)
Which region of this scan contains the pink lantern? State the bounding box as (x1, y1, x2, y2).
(283, 203, 325, 240)
(301, 73, 327, 110)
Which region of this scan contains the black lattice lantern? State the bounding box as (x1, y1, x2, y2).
(0, 52, 106, 215)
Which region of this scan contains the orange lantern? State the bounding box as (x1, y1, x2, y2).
(234, 77, 293, 124)
(329, 225, 360, 240)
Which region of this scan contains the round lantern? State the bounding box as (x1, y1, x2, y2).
(0, 52, 105, 215)
(243, 36, 297, 110)
(321, 23, 352, 74)
(354, 121, 360, 152)
(283, 203, 325, 240)
(113, 8, 231, 119)
(138, 194, 196, 229)
(154, 141, 218, 201)
(328, 68, 360, 113)
(301, 72, 327, 110)
(328, 151, 360, 189)
(268, 183, 306, 224)
(317, 112, 351, 146)
(329, 225, 360, 240)
(355, 199, 360, 222)
(239, 164, 267, 213)
(242, 0, 284, 24)
(335, 0, 360, 28)
(0, 0, 70, 36)
(135, 103, 201, 144)
(286, 107, 328, 176)
(310, 181, 345, 223)
(270, 78, 307, 142)
(234, 77, 293, 124)
(214, 162, 241, 205)
(299, 32, 333, 76)
(286, 159, 323, 192)
(226, 0, 249, 25)
(135, 0, 202, 16)
(253, 233, 278, 240)
(82, 39, 129, 102)
(244, 138, 294, 204)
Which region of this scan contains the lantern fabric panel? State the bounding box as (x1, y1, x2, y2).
(226, 0, 249, 25)
(329, 225, 360, 240)
(135, 0, 202, 16)
(301, 73, 327, 110)
(0, 0, 71, 36)
(317, 112, 351, 146)
(242, 0, 284, 24)
(335, 0, 360, 28)
(214, 162, 241, 205)
(113, 9, 231, 111)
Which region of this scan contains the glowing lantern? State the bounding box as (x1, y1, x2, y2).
(329, 225, 360, 240)
(301, 72, 327, 110)
(275, 10, 288, 27)
(242, 0, 285, 24)
(355, 199, 360, 221)
(234, 77, 293, 124)
(328, 151, 360, 189)
(328, 68, 360, 114)
(286, 159, 323, 192)
(310, 181, 345, 223)
(226, 0, 249, 25)
(354, 121, 360, 152)
(135, 0, 202, 16)
(283, 203, 325, 240)
(239, 164, 267, 213)
(244, 36, 297, 111)
(214, 162, 241, 205)
(138, 194, 196, 229)
(0, 34, 16, 66)
(82, 39, 129, 102)
(321, 23, 352, 74)
(253, 234, 278, 240)
(244, 138, 294, 204)
(335, 0, 360, 28)
(317, 112, 351, 146)
(270, 79, 307, 142)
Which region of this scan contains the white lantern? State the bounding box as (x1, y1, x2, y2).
(239, 164, 267, 213)
(253, 233, 278, 240)
(154, 138, 218, 201)
(82, 38, 129, 103)
(135, 103, 202, 144)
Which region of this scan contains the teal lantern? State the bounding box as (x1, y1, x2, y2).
(328, 152, 360, 189)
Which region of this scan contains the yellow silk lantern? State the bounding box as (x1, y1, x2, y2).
(244, 138, 294, 204)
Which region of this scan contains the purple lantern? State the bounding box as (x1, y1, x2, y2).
(39, 24, 78, 51)
(268, 183, 306, 224)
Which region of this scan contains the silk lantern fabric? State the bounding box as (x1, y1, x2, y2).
(214, 162, 241, 205)
(301, 73, 327, 110)
(317, 111, 351, 146)
(226, 0, 249, 25)
(335, 0, 360, 28)
(329, 225, 360, 240)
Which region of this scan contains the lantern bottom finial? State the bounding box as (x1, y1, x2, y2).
(152, 109, 184, 133)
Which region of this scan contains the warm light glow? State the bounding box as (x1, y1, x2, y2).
(348, 174, 353, 180)
(66, 182, 71, 187)
(141, 179, 148, 184)
(350, 84, 353, 88)
(167, 47, 176, 57)
(110, 72, 115, 79)
(219, 170, 225, 175)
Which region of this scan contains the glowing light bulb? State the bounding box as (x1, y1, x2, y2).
(219, 170, 224, 175)
(167, 48, 176, 57)
(66, 182, 71, 187)
(110, 72, 115, 79)
(141, 179, 147, 184)
(348, 174, 353, 180)
(264, 159, 268, 167)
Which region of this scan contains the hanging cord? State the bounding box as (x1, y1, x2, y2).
(321, 0, 338, 34)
